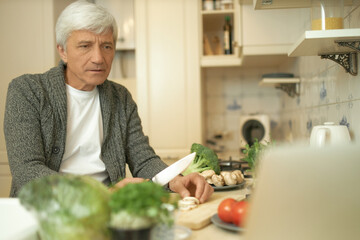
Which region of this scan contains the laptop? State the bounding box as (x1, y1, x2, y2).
(244, 143, 360, 240)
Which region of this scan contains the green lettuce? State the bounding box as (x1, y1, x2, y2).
(18, 174, 111, 240)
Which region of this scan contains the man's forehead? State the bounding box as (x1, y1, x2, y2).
(69, 30, 114, 42)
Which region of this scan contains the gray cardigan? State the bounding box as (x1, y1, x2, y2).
(4, 62, 168, 197)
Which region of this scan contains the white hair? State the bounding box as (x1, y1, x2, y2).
(55, 0, 118, 50)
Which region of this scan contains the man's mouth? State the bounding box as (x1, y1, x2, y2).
(88, 69, 105, 72)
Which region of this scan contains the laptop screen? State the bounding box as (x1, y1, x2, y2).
(244, 143, 360, 240)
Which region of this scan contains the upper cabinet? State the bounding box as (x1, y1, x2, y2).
(241, 1, 309, 66)
(200, 0, 242, 67)
(253, 0, 353, 10)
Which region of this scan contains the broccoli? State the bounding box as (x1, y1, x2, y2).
(182, 143, 221, 176)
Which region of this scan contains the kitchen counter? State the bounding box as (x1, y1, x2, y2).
(0, 180, 252, 240)
(176, 180, 252, 240)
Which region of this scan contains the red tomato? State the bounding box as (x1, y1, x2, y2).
(231, 200, 248, 227)
(217, 198, 236, 223)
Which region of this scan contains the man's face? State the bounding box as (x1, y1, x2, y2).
(57, 30, 115, 91)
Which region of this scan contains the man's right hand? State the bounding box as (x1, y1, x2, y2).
(109, 177, 146, 192)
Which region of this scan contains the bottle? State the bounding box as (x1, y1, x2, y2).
(223, 16, 232, 55)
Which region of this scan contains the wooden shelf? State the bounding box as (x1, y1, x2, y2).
(259, 77, 300, 87)
(253, 0, 353, 10)
(259, 77, 300, 97)
(201, 9, 235, 15)
(288, 29, 360, 57)
(201, 55, 242, 67)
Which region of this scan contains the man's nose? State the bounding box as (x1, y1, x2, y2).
(91, 45, 104, 64)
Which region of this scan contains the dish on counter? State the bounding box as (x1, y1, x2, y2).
(211, 180, 246, 191)
(211, 213, 245, 232)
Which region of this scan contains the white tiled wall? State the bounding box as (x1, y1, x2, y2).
(203, 66, 284, 153)
(279, 3, 360, 143)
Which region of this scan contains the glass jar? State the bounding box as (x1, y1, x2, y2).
(311, 0, 344, 30)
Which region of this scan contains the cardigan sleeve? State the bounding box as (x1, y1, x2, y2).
(4, 76, 58, 197)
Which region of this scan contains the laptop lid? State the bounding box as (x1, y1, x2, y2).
(244, 143, 360, 240)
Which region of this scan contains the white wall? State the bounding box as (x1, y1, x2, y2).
(279, 3, 360, 143)
(203, 65, 285, 155)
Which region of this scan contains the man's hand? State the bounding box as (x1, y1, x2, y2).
(110, 177, 146, 192)
(168, 173, 214, 203)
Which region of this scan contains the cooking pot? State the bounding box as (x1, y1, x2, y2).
(310, 122, 350, 147)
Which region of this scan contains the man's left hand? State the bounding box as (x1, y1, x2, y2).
(168, 173, 214, 203)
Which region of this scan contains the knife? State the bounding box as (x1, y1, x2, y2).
(152, 152, 196, 186)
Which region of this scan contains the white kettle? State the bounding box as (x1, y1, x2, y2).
(310, 122, 351, 147)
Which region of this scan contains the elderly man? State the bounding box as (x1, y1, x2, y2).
(4, 1, 213, 202)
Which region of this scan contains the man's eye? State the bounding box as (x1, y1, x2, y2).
(104, 45, 113, 50)
(79, 45, 89, 48)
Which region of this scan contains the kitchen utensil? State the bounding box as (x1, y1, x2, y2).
(177, 191, 245, 230)
(310, 122, 350, 147)
(152, 152, 196, 186)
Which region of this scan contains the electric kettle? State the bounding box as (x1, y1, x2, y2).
(310, 122, 351, 147)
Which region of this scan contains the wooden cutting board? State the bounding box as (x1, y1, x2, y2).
(176, 190, 245, 230)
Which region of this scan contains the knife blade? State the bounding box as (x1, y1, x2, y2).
(152, 152, 196, 186)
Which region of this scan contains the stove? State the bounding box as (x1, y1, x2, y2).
(218, 156, 253, 178)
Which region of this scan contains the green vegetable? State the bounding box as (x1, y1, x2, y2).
(18, 175, 111, 240)
(182, 143, 221, 176)
(242, 138, 272, 172)
(109, 181, 177, 230)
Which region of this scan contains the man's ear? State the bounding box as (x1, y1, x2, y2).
(57, 45, 67, 63)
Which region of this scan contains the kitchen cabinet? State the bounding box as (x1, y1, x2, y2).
(241, 0, 308, 66)
(253, 0, 353, 10)
(199, 0, 308, 67)
(135, 0, 202, 159)
(200, 0, 242, 67)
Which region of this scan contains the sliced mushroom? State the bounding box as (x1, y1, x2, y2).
(211, 174, 224, 187)
(178, 196, 200, 211)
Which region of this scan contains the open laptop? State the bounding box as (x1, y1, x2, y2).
(244, 143, 360, 240)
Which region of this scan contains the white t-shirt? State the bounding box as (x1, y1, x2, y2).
(60, 84, 109, 182)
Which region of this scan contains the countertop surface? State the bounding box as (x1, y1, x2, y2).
(176, 180, 252, 240)
(0, 180, 252, 240)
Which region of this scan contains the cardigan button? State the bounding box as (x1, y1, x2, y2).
(52, 146, 60, 154)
